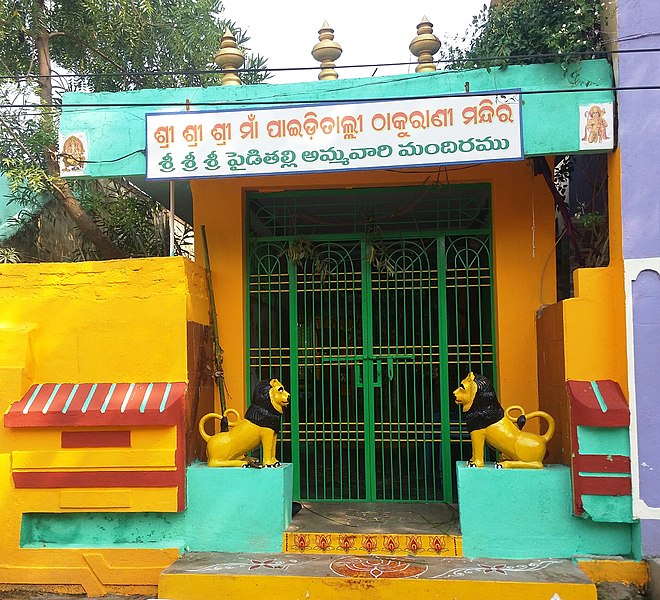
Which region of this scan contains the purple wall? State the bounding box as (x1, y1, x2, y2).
(618, 0, 660, 556)
(632, 271, 660, 506)
(618, 0, 660, 260)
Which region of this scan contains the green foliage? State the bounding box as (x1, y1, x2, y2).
(49, 0, 268, 89)
(0, 1, 269, 91)
(0, 246, 21, 263)
(0, 1, 269, 260)
(74, 179, 185, 258)
(443, 0, 611, 69)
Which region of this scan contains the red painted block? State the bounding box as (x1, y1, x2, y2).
(61, 430, 131, 448)
(12, 470, 178, 488)
(4, 382, 188, 427)
(575, 476, 631, 497)
(5, 381, 189, 511)
(567, 380, 631, 517)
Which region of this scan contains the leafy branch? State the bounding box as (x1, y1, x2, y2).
(441, 0, 611, 70)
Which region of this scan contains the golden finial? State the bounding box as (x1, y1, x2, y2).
(409, 16, 441, 73)
(214, 29, 245, 86)
(312, 21, 343, 81)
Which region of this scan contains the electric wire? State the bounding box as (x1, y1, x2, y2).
(0, 45, 659, 82)
(2, 83, 658, 112)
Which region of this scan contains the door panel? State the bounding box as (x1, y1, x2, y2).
(370, 239, 445, 501)
(296, 241, 367, 500)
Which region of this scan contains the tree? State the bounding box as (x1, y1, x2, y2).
(0, 1, 268, 260)
(441, 0, 612, 295)
(443, 0, 610, 70)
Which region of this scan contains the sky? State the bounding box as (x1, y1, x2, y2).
(219, 1, 488, 84)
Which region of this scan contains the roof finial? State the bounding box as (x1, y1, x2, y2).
(409, 16, 441, 73)
(312, 21, 343, 81)
(214, 29, 245, 86)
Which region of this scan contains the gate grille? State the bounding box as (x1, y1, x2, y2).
(247, 184, 494, 502)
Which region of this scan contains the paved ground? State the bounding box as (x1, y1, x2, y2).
(596, 582, 647, 600)
(288, 501, 461, 535)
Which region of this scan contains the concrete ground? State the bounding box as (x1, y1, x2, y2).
(596, 582, 647, 600)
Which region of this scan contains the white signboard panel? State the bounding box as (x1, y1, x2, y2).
(145, 93, 523, 180)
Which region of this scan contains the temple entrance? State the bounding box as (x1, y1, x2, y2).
(248, 184, 495, 502)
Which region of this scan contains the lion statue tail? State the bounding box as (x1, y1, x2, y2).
(526, 410, 556, 443)
(199, 409, 242, 442)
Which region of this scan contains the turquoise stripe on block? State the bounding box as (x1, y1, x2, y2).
(61, 384, 79, 414)
(100, 383, 117, 414)
(578, 472, 631, 478)
(42, 384, 61, 414)
(160, 383, 172, 413)
(22, 385, 42, 414)
(591, 381, 608, 413)
(80, 384, 98, 413)
(139, 383, 154, 413)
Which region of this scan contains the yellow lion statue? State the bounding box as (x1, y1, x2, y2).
(453, 372, 555, 469)
(199, 379, 290, 468)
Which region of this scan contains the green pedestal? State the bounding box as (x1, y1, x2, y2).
(183, 462, 294, 552)
(457, 463, 633, 559)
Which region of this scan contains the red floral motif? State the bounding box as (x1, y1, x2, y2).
(315, 534, 333, 552)
(338, 534, 357, 552)
(429, 535, 447, 554)
(383, 535, 401, 553)
(361, 535, 378, 553)
(479, 563, 508, 574)
(330, 557, 428, 579)
(405, 536, 422, 554)
(292, 534, 311, 552)
(248, 559, 278, 570)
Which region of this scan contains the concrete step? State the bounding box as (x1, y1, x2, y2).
(283, 501, 462, 557)
(158, 551, 597, 600)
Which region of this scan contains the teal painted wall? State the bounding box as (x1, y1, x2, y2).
(0, 173, 49, 243)
(21, 463, 293, 553)
(457, 464, 633, 559)
(577, 425, 631, 456)
(582, 494, 634, 523)
(60, 60, 615, 179)
(0, 174, 24, 242)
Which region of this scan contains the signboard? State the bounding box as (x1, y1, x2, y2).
(145, 93, 523, 180)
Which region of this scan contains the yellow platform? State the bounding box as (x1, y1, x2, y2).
(283, 501, 462, 557)
(159, 503, 597, 599)
(158, 552, 597, 600)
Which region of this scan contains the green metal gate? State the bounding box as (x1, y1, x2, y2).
(247, 185, 495, 502)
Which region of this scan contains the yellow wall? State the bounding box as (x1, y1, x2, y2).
(561, 150, 627, 392)
(0, 256, 206, 594)
(536, 150, 628, 463)
(0, 257, 207, 393)
(192, 159, 556, 414)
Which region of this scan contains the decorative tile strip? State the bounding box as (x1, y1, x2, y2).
(283, 532, 462, 557)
